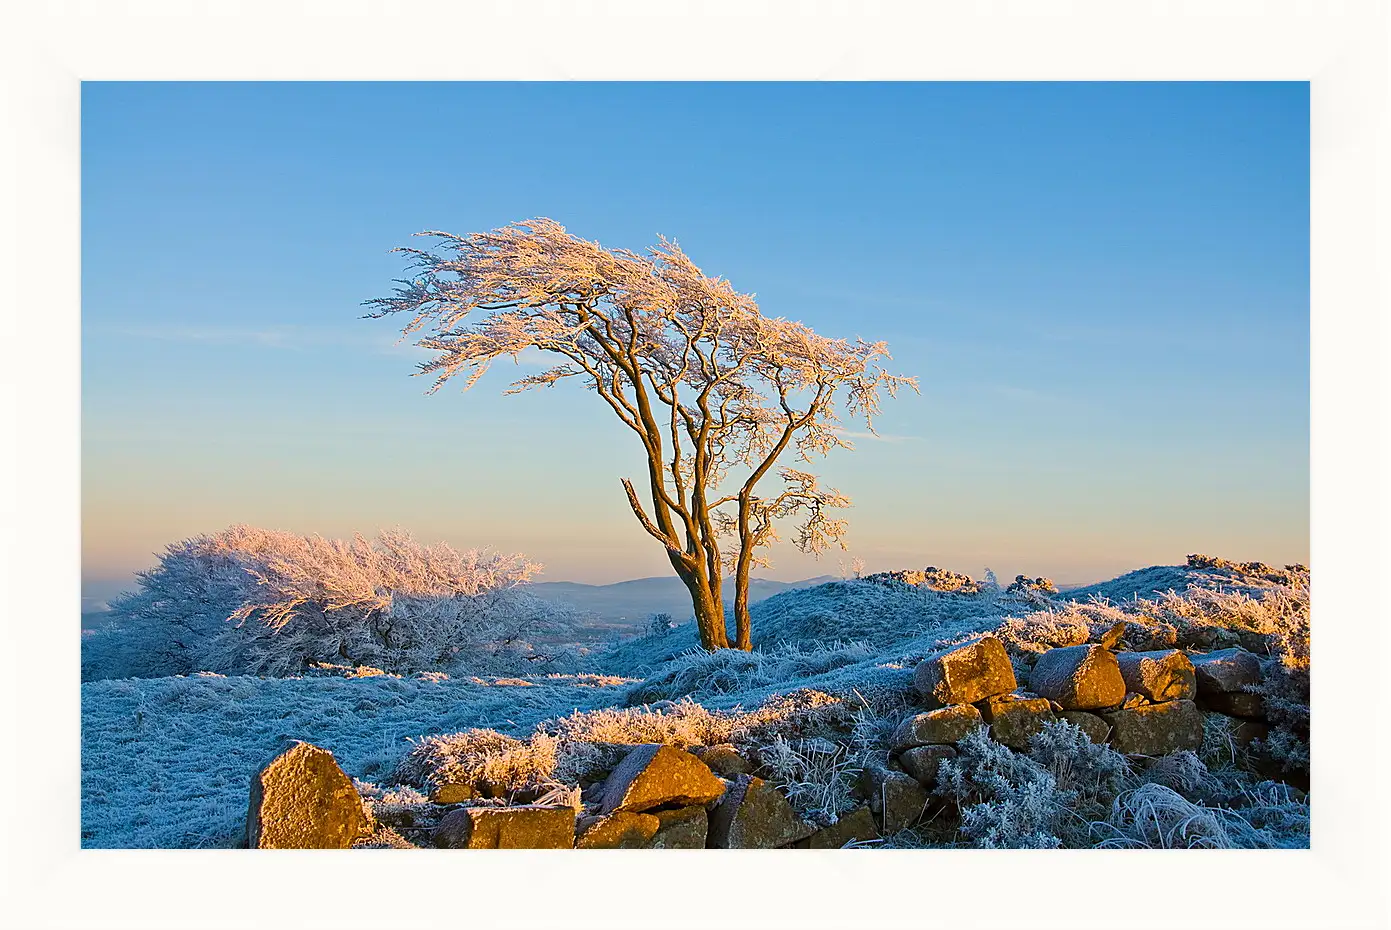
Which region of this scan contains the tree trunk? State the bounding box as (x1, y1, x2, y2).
(679, 571, 730, 650)
(732, 577, 752, 651)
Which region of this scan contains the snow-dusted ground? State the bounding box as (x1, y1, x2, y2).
(81, 559, 1307, 848)
(81, 673, 629, 848)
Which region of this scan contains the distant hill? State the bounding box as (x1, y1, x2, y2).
(527, 575, 839, 628)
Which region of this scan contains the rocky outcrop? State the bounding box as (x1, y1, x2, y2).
(858, 766, 929, 835)
(1191, 647, 1263, 694)
(1116, 650, 1197, 703)
(707, 775, 817, 849)
(1057, 710, 1111, 744)
(863, 567, 981, 593)
(429, 784, 476, 805)
(599, 744, 726, 814)
(913, 636, 1017, 707)
(1100, 700, 1204, 756)
(801, 806, 879, 848)
(1028, 644, 1127, 710)
(575, 811, 661, 849)
(978, 693, 1055, 750)
(432, 805, 576, 849)
(1190, 648, 1265, 719)
(647, 807, 708, 849)
(891, 704, 984, 750)
(246, 741, 367, 849)
(694, 744, 753, 777)
(898, 745, 956, 788)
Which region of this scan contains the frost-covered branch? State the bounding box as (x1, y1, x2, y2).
(366, 218, 917, 650)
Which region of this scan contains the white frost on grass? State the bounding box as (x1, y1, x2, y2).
(80, 559, 1311, 849)
(80, 673, 626, 848)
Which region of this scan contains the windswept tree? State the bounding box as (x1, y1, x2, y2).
(366, 219, 916, 651)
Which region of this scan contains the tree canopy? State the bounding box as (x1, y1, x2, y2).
(367, 218, 916, 649)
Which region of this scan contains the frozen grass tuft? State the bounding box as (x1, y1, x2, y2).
(391, 729, 560, 795)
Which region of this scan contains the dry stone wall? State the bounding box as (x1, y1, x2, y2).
(243, 635, 1281, 849)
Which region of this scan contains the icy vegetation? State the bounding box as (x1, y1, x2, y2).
(81, 553, 1311, 849)
(83, 525, 581, 680)
(81, 672, 632, 848)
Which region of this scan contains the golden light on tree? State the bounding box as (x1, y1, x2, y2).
(367, 219, 917, 650)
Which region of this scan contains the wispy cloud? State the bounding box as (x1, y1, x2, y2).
(836, 429, 922, 445)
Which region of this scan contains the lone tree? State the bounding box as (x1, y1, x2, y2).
(366, 219, 915, 651)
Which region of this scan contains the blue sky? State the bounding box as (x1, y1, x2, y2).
(82, 81, 1309, 600)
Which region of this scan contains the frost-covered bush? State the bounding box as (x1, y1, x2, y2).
(644, 612, 677, 638)
(84, 525, 578, 680)
(932, 722, 1134, 849)
(391, 728, 561, 795)
(934, 728, 1074, 848)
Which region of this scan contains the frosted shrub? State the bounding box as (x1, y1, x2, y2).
(644, 613, 677, 638)
(934, 728, 1075, 848)
(932, 722, 1138, 848)
(1026, 720, 1131, 804)
(86, 525, 576, 680)
(392, 728, 560, 794)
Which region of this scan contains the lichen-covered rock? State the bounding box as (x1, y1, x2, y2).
(707, 775, 816, 848)
(804, 806, 879, 848)
(898, 745, 956, 788)
(429, 784, 476, 805)
(1096, 621, 1127, 651)
(1177, 626, 1242, 651)
(1058, 711, 1111, 744)
(575, 811, 660, 849)
(599, 744, 725, 814)
(891, 704, 984, 750)
(1191, 647, 1263, 695)
(647, 806, 708, 849)
(694, 744, 753, 777)
(978, 694, 1055, 749)
(1101, 700, 1203, 756)
(432, 805, 576, 849)
(1121, 618, 1180, 651)
(1201, 690, 1265, 719)
(245, 741, 367, 849)
(857, 766, 929, 835)
(913, 636, 1017, 707)
(1116, 650, 1197, 703)
(1028, 644, 1126, 710)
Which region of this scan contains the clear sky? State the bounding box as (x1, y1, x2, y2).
(81, 81, 1309, 603)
